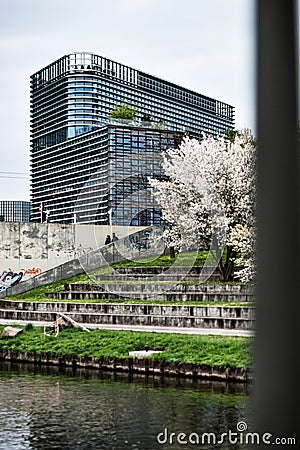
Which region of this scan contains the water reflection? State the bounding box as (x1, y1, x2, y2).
(0, 362, 251, 449)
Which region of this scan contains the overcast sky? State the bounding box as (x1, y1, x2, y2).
(0, 0, 256, 201)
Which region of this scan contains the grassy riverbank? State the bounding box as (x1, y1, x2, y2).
(0, 251, 252, 376)
(0, 325, 252, 370)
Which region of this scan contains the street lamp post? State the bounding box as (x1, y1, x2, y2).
(108, 209, 113, 238)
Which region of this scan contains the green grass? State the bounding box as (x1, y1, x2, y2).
(111, 248, 234, 269)
(0, 325, 252, 370)
(111, 250, 209, 268)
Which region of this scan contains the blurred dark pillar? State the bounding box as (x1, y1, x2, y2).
(255, 0, 300, 444)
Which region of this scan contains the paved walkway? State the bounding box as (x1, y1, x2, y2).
(0, 319, 254, 337)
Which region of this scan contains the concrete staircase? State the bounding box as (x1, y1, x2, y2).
(0, 266, 255, 331)
(44, 282, 254, 302)
(44, 266, 254, 303)
(109, 266, 222, 281)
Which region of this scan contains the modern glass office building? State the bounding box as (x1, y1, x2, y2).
(30, 52, 234, 224)
(31, 125, 182, 225)
(0, 201, 31, 222)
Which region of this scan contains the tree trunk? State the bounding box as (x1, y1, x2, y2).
(217, 245, 236, 281)
(169, 246, 176, 259)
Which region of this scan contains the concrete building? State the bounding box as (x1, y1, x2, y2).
(30, 52, 234, 224)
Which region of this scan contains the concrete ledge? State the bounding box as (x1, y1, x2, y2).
(63, 283, 254, 293)
(0, 307, 254, 330)
(0, 299, 256, 317)
(45, 290, 253, 303)
(129, 350, 163, 357)
(114, 266, 221, 274)
(94, 274, 222, 281)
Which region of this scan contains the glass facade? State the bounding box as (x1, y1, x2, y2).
(30, 52, 235, 224)
(31, 125, 181, 225)
(107, 127, 181, 226)
(0, 201, 31, 222)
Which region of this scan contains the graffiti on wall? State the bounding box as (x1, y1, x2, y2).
(0, 270, 23, 291)
(21, 267, 42, 278)
(0, 267, 43, 291)
(123, 228, 164, 252)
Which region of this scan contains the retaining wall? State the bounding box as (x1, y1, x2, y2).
(0, 226, 164, 298)
(0, 222, 147, 276)
(0, 299, 255, 330)
(0, 350, 252, 382)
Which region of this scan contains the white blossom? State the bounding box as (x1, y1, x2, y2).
(149, 133, 256, 282)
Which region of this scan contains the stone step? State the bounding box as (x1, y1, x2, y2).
(0, 299, 256, 318)
(51, 283, 254, 302)
(114, 266, 220, 274)
(0, 308, 254, 330)
(44, 289, 253, 303)
(94, 274, 221, 282)
(62, 283, 254, 294)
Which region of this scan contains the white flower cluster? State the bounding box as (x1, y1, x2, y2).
(228, 224, 256, 283)
(149, 133, 256, 282)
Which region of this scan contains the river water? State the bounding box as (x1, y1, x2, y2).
(0, 362, 251, 450)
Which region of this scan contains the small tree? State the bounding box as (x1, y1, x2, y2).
(109, 103, 137, 120)
(225, 128, 241, 143)
(149, 133, 256, 282)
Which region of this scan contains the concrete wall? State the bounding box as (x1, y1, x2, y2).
(0, 226, 165, 297)
(0, 222, 147, 279)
